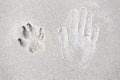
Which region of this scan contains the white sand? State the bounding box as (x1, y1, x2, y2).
(0, 0, 120, 80)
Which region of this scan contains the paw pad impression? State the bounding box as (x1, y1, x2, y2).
(18, 23, 45, 53)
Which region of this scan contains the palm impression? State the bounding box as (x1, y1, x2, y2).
(58, 7, 99, 68)
(18, 23, 45, 53)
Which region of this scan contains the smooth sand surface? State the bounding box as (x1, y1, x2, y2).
(0, 0, 120, 80)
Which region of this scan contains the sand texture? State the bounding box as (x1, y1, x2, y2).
(0, 0, 120, 80)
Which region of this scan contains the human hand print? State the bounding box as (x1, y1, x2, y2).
(58, 7, 99, 68)
(18, 23, 45, 53)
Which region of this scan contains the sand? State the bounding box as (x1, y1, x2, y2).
(0, 0, 120, 80)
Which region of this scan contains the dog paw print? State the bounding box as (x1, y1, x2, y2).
(58, 7, 99, 68)
(18, 23, 45, 53)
